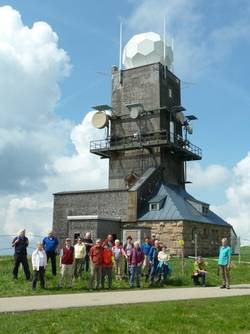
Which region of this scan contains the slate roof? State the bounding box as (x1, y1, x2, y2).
(138, 183, 230, 227)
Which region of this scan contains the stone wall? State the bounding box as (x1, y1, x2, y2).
(183, 221, 231, 256)
(124, 220, 231, 256)
(53, 189, 128, 244)
(67, 218, 121, 244)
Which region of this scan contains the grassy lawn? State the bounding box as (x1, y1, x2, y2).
(0, 247, 249, 297)
(1, 296, 250, 333)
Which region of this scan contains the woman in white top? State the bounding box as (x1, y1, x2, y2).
(31, 242, 47, 290)
(157, 245, 171, 284)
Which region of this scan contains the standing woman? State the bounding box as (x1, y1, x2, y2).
(31, 242, 47, 290)
(12, 229, 30, 280)
(218, 238, 231, 289)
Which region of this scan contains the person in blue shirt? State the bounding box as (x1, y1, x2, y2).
(42, 230, 59, 276)
(218, 238, 231, 289)
(148, 239, 161, 286)
(141, 236, 151, 281)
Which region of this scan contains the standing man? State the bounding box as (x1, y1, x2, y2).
(141, 236, 152, 280)
(58, 238, 74, 288)
(83, 232, 93, 272)
(74, 237, 86, 279)
(88, 239, 103, 290)
(148, 239, 161, 286)
(12, 229, 30, 280)
(218, 238, 231, 289)
(103, 234, 114, 249)
(42, 230, 59, 276)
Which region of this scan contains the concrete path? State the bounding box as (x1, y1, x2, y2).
(1, 284, 250, 313)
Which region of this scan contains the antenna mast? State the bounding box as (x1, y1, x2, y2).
(163, 16, 166, 78)
(119, 22, 123, 83)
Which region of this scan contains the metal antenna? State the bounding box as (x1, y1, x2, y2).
(163, 16, 166, 78)
(119, 21, 123, 83)
(171, 37, 175, 72)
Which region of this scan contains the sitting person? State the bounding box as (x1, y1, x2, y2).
(156, 245, 171, 284)
(192, 256, 207, 287)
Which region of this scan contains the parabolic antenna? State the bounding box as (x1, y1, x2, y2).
(92, 111, 109, 129)
(187, 124, 193, 134)
(176, 111, 185, 124)
(130, 108, 140, 119)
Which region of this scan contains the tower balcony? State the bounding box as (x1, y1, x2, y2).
(90, 129, 202, 161)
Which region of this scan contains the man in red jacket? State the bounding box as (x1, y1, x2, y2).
(58, 238, 74, 288)
(101, 243, 113, 289)
(88, 239, 103, 290)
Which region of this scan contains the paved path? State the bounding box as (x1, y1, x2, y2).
(1, 284, 250, 313)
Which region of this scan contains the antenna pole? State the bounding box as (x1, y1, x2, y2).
(163, 16, 166, 78)
(171, 37, 174, 72)
(119, 22, 123, 84)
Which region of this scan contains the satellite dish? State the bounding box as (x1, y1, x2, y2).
(187, 124, 193, 134)
(92, 111, 109, 129)
(130, 108, 140, 119)
(176, 111, 185, 124)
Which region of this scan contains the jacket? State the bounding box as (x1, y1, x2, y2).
(32, 249, 47, 271)
(128, 247, 144, 266)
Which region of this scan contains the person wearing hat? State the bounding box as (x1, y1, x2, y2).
(192, 256, 207, 287)
(88, 239, 104, 290)
(58, 238, 74, 288)
(74, 237, 86, 279)
(12, 229, 30, 280)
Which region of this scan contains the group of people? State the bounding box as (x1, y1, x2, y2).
(11, 230, 171, 290)
(192, 238, 232, 289)
(11, 229, 232, 291)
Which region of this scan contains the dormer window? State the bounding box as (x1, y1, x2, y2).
(187, 198, 209, 215)
(149, 203, 160, 211)
(202, 205, 209, 215)
(148, 194, 167, 211)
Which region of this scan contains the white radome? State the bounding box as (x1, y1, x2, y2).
(122, 32, 173, 69)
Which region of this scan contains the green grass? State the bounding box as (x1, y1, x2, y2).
(0, 247, 249, 297)
(1, 296, 250, 333)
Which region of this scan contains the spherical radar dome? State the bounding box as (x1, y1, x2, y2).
(122, 32, 173, 69)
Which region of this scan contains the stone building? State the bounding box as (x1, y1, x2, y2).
(53, 33, 234, 256)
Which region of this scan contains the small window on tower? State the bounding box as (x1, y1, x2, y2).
(168, 88, 172, 98)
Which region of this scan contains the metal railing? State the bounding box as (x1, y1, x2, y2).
(90, 129, 202, 159)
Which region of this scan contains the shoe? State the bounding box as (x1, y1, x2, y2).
(220, 285, 226, 289)
(226, 286, 230, 289)
(202, 285, 206, 287)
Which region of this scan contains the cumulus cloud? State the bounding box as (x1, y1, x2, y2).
(0, 5, 72, 195)
(126, 0, 250, 79)
(211, 153, 250, 243)
(187, 162, 230, 188)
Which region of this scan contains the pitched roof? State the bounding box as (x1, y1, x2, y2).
(138, 183, 230, 227)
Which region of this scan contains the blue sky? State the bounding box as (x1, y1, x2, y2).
(0, 0, 250, 250)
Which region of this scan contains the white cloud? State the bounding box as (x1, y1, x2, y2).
(212, 153, 250, 243)
(0, 5, 73, 196)
(126, 0, 250, 79)
(187, 162, 230, 188)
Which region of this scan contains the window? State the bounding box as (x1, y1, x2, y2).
(202, 206, 209, 215)
(149, 203, 159, 211)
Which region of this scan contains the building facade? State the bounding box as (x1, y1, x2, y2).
(53, 40, 233, 255)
